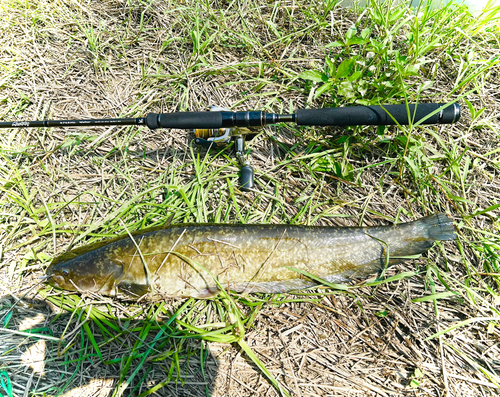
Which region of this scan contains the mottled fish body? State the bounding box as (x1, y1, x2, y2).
(46, 214, 456, 299)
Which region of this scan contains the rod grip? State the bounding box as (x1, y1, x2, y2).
(146, 112, 223, 130)
(296, 103, 460, 126)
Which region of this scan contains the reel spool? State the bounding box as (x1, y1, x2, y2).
(193, 107, 254, 191)
(194, 127, 232, 146)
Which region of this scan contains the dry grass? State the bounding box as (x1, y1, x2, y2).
(1, 0, 500, 396)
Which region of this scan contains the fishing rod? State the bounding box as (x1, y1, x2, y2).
(0, 102, 460, 190)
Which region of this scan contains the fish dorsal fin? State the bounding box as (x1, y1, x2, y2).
(116, 281, 150, 298)
(50, 219, 179, 267)
(163, 213, 175, 228)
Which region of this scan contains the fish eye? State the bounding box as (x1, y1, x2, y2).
(62, 270, 69, 277)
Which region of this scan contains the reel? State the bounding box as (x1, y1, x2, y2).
(193, 107, 254, 191)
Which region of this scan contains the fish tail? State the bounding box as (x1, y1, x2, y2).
(348, 213, 456, 280)
(417, 213, 456, 241)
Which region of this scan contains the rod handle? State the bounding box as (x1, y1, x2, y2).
(146, 112, 223, 130)
(146, 111, 271, 130)
(296, 103, 460, 126)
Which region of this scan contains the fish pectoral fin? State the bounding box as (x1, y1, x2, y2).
(116, 281, 151, 297)
(193, 286, 219, 299)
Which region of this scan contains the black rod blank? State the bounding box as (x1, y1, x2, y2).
(0, 103, 460, 130)
(0, 117, 145, 129)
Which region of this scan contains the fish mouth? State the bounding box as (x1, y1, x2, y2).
(40, 273, 61, 288)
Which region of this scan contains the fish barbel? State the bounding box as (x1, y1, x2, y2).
(45, 214, 456, 299)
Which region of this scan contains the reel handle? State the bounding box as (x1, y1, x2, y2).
(234, 136, 254, 191)
(239, 165, 254, 191)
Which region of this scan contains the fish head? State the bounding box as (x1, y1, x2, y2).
(45, 250, 124, 295)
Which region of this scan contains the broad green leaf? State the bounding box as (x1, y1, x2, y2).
(404, 64, 420, 76)
(345, 26, 357, 39)
(388, 8, 405, 23)
(325, 40, 343, 48)
(420, 80, 434, 91)
(297, 70, 327, 82)
(336, 58, 356, 78)
(314, 81, 333, 99)
(346, 37, 368, 46)
(325, 57, 336, 76)
(349, 70, 363, 81)
(337, 80, 355, 98)
(375, 310, 389, 318)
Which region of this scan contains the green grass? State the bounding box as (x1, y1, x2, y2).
(1, 0, 500, 395)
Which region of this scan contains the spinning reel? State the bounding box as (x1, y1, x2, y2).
(193, 107, 255, 191)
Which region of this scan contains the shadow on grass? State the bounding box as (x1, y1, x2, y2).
(0, 294, 220, 397)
